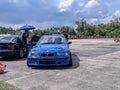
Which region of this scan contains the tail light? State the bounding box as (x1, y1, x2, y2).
(8, 45, 15, 50)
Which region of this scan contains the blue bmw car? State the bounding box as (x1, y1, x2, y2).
(27, 34, 72, 67)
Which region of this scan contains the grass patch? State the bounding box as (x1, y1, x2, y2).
(0, 80, 21, 90)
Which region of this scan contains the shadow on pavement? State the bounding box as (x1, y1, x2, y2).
(0, 71, 8, 75)
(0, 57, 26, 62)
(31, 53, 80, 70)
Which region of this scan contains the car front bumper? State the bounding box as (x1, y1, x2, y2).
(0, 50, 20, 57)
(27, 57, 70, 66)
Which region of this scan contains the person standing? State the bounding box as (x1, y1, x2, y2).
(22, 30, 29, 55)
(63, 31, 68, 41)
(31, 34, 39, 47)
(22, 30, 29, 46)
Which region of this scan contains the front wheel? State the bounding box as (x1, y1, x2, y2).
(19, 49, 24, 58)
(68, 54, 72, 66)
(27, 62, 34, 68)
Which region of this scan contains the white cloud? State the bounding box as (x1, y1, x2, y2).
(100, 16, 113, 24)
(104, 2, 112, 7)
(0, 23, 22, 30)
(8, 0, 29, 6)
(89, 18, 98, 23)
(85, 0, 100, 8)
(58, 0, 73, 12)
(8, 0, 19, 3)
(114, 10, 120, 18)
(77, 0, 84, 7)
(35, 21, 56, 29)
(0, 0, 119, 29)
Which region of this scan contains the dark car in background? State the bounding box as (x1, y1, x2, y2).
(0, 35, 25, 58)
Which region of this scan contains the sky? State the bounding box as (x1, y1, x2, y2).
(0, 0, 120, 30)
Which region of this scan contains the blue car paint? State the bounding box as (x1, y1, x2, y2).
(27, 34, 72, 67)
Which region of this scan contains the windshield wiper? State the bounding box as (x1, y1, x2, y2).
(54, 42, 65, 44)
(40, 42, 54, 44)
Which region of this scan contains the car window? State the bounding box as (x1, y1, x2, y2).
(38, 35, 67, 44)
(0, 36, 15, 42)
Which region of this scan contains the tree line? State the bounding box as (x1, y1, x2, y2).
(0, 18, 120, 38)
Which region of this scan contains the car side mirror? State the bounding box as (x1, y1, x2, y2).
(32, 42, 37, 47)
(68, 41, 72, 44)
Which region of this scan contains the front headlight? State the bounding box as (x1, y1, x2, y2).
(56, 52, 69, 56)
(29, 52, 38, 57)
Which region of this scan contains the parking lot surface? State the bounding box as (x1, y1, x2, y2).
(0, 39, 120, 90)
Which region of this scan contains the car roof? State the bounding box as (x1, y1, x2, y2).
(43, 34, 64, 37)
(0, 35, 20, 38)
(0, 35, 20, 43)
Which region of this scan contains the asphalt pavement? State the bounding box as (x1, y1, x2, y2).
(0, 39, 120, 90)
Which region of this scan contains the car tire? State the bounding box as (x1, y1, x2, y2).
(68, 54, 72, 66)
(19, 49, 24, 58)
(27, 62, 30, 67)
(27, 62, 33, 67)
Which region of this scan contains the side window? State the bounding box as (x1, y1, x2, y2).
(17, 38, 22, 44)
(54, 37, 62, 43)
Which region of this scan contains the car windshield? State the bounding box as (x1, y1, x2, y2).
(37, 35, 67, 44)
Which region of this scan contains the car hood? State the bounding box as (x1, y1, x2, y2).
(31, 44, 69, 52)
